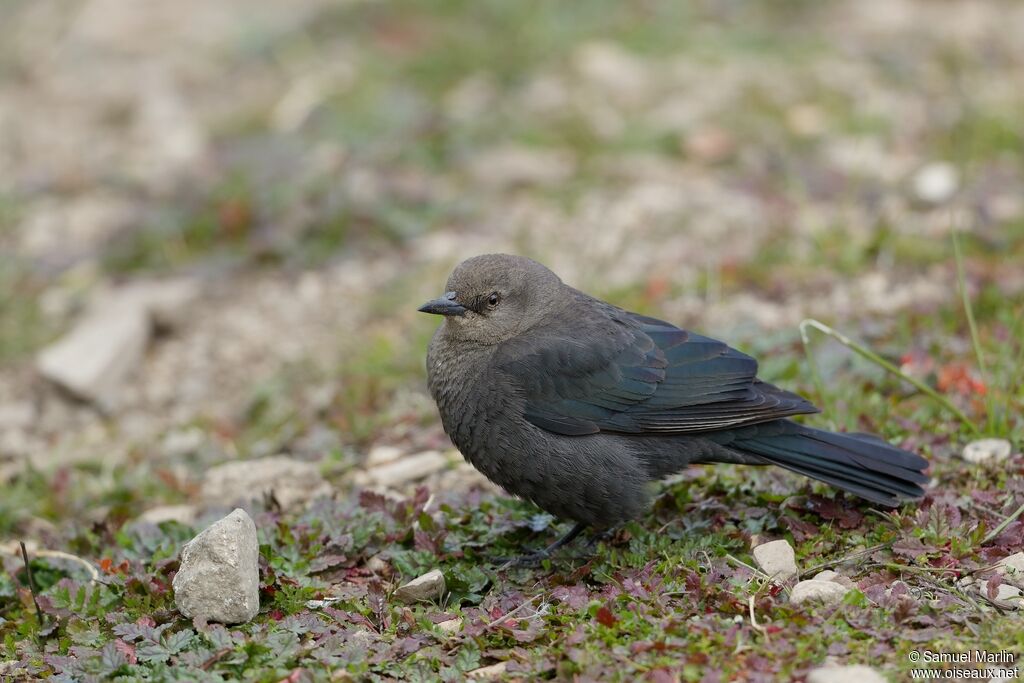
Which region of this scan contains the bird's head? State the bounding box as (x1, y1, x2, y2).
(418, 253, 564, 344)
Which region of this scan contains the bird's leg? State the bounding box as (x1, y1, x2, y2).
(498, 522, 588, 569)
(584, 523, 625, 548)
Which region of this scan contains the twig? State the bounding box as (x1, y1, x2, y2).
(201, 647, 232, 670)
(32, 549, 100, 583)
(799, 318, 980, 434)
(800, 543, 887, 578)
(444, 595, 541, 653)
(20, 541, 45, 628)
(748, 595, 769, 643)
(481, 595, 540, 632)
(981, 500, 1024, 546)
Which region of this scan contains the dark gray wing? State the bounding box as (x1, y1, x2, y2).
(496, 297, 817, 436)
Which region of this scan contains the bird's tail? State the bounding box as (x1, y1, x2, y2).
(709, 421, 929, 506)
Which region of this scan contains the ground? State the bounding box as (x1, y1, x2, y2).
(1, 0, 1023, 680)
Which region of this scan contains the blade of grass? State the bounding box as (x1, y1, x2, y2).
(980, 500, 1024, 546)
(953, 230, 995, 434)
(799, 318, 981, 435)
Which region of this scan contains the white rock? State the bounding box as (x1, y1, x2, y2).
(467, 662, 508, 679)
(752, 540, 798, 582)
(0, 402, 35, 430)
(37, 297, 150, 405)
(977, 581, 1024, 608)
(807, 664, 887, 683)
(35, 278, 199, 405)
(173, 509, 260, 624)
(814, 570, 857, 589)
(393, 569, 446, 604)
(961, 438, 1012, 463)
(362, 450, 450, 488)
(366, 445, 404, 467)
(366, 554, 390, 574)
(115, 278, 199, 330)
(996, 552, 1024, 577)
(994, 584, 1023, 605)
(573, 42, 650, 105)
(790, 579, 851, 606)
(912, 161, 959, 204)
(436, 618, 462, 635)
(201, 456, 332, 512)
(161, 427, 205, 458)
(464, 145, 575, 189)
(138, 504, 198, 525)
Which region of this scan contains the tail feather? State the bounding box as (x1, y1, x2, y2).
(729, 422, 929, 506)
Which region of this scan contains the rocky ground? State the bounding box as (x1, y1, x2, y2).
(1, 0, 1023, 680)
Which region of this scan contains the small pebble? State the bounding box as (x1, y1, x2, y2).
(960, 438, 1012, 463)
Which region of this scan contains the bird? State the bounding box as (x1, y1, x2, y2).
(418, 254, 929, 563)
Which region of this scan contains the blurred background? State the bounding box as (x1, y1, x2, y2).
(1, 0, 1022, 528)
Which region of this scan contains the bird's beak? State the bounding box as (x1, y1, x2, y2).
(418, 291, 467, 317)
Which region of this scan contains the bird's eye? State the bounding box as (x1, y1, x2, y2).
(487, 292, 500, 308)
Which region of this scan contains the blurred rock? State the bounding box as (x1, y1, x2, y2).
(37, 297, 150, 405)
(960, 438, 1012, 463)
(366, 554, 390, 575)
(161, 427, 206, 459)
(465, 145, 575, 189)
(467, 662, 509, 679)
(393, 569, 446, 604)
(138, 504, 198, 525)
(366, 445, 403, 467)
(132, 77, 209, 185)
(116, 278, 200, 330)
(358, 450, 450, 488)
(911, 161, 959, 205)
(807, 664, 886, 683)
(790, 579, 850, 606)
(271, 62, 356, 132)
(573, 42, 650, 106)
(977, 581, 1024, 609)
(0, 402, 35, 430)
(444, 73, 497, 122)
(201, 455, 332, 511)
(17, 194, 138, 261)
(682, 125, 736, 164)
(752, 539, 798, 582)
(786, 103, 827, 137)
(436, 617, 462, 635)
(172, 508, 259, 624)
(813, 570, 857, 589)
(996, 552, 1024, 578)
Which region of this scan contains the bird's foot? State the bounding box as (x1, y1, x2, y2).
(495, 522, 588, 570)
(496, 548, 553, 570)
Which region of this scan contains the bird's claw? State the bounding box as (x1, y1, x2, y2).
(495, 549, 552, 570)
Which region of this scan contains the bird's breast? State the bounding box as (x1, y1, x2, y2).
(426, 335, 522, 477)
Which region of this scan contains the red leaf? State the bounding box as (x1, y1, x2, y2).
(114, 639, 137, 665)
(595, 605, 617, 627)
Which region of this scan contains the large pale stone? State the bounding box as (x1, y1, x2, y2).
(996, 552, 1024, 577)
(37, 298, 150, 404)
(393, 569, 446, 604)
(790, 579, 850, 606)
(201, 456, 332, 511)
(807, 664, 887, 683)
(360, 450, 450, 488)
(752, 539, 798, 582)
(36, 278, 198, 405)
(467, 662, 508, 679)
(173, 509, 259, 624)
